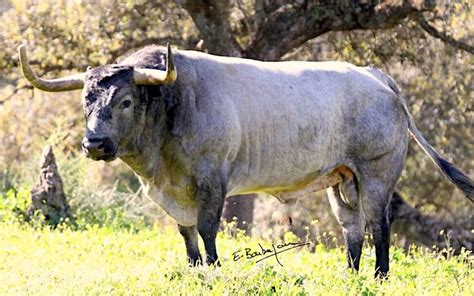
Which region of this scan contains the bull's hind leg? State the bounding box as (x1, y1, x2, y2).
(327, 179, 365, 272)
(360, 181, 392, 279)
(359, 152, 405, 279)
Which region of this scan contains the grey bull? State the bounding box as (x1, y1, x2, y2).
(19, 44, 473, 278)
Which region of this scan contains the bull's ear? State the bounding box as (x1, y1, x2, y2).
(18, 44, 85, 92)
(133, 43, 177, 85)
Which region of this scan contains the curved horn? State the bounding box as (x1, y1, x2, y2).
(18, 45, 85, 92)
(133, 43, 177, 85)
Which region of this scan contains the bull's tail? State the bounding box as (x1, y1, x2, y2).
(368, 67, 474, 201)
(404, 108, 474, 201)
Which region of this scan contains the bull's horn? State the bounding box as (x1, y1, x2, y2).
(18, 45, 85, 92)
(133, 43, 177, 85)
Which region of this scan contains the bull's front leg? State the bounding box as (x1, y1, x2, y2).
(195, 172, 226, 266)
(178, 224, 202, 266)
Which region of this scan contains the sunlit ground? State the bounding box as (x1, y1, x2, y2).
(1, 222, 472, 295)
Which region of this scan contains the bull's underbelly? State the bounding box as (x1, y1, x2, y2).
(270, 166, 353, 201)
(226, 165, 354, 202)
(138, 160, 354, 226)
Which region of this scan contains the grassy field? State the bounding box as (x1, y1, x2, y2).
(1, 221, 472, 295)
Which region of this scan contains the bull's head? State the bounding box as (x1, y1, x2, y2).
(18, 44, 177, 161)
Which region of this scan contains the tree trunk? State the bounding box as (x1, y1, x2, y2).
(222, 194, 255, 234)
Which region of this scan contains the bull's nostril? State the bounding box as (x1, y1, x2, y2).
(82, 136, 115, 160)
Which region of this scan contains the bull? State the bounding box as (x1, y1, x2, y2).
(18, 44, 473, 278)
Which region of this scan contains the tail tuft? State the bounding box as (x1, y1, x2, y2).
(436, 157, 474, 201)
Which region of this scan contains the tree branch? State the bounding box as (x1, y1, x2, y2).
(415, 14, 474, 55)
(245, 1, 436, 60)
(0, 85, 32, 105)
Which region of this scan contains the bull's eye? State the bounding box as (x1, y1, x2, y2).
(85, 97, 94, 107)
(122, 100, 132, 109)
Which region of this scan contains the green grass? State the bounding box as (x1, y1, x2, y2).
(1, 221, 472, 295)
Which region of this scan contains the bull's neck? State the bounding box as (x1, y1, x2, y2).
(119, 122, 166, 183)
(119, 149, 160, 183)
(119, 86, 188, 184)
(120, 134, 189, 189)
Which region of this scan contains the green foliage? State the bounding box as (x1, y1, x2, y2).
(0, 147, 164, 230)
(0, 222, 472, 295)
(0, 186, 30, 222)
(0, 0, 195, 71)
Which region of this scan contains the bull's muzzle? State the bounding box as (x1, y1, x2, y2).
(81, 136, 117, 161)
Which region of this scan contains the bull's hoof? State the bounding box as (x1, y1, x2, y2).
(374, 270, 389, 281)
(206, 257, 221, 267)
(187, 254, 203, 267)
